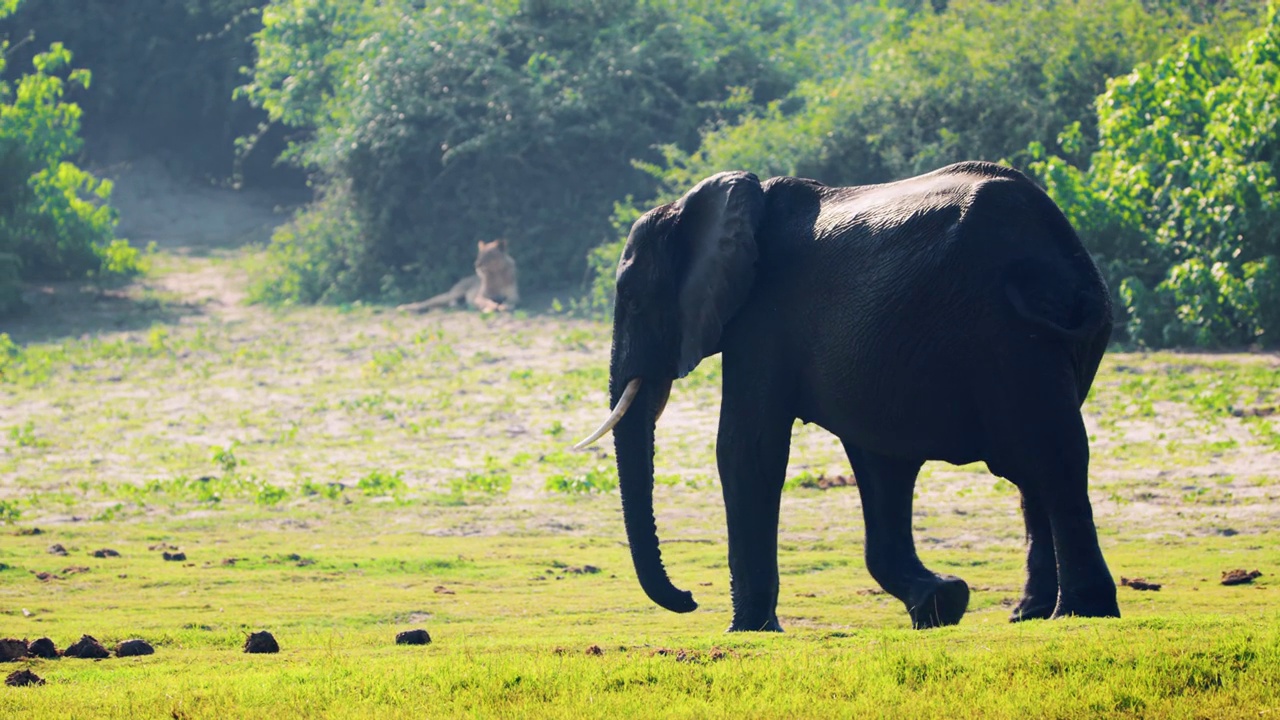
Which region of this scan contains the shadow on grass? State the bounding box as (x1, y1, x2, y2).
(1, 280, 198, 345)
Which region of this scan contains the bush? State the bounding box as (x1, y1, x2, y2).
(2, 0, 279, 182)
(244, 0, 835, 303)
(1031, 3, 1280, 347)
(0, 27, 141, 314)
(585, 0, 1252, 314)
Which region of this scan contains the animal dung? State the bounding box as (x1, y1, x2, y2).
(1221, 569, 1263, 586)
(63, 635, 110, 659)
(26, 638, 58, 659)
(47, 544, 67, 556)
(4, 669, 44, 687)
(395, 629, 431, 646)
(1120, 577, 1162, 591)
(584, 644, 604, 656)
(91, 549, 120, 558)
(162, 551, 187, 562)
(115, 639, 155, 657)
(243, 631, 280, 654)
(0, 638, 28, 662)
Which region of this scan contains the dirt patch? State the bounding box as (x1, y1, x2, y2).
(563, 565, 601, 575)
(26, 638, 58, 659)
(15, 528, 42, 536)
(162, 551, 187, 562)
(1121, 577, 1162, 591)
(91, 549, 120, 558)
(148, 543, 178, 551)
(433, 585, 455, 595)
(0, 638, 27, 662)
(115, 639, 154, 657)
(64, 635, 110, 659)
(61, 566, 90, 575)
(5, 669, 44, 687)
(244, 631, 279, 654)
(1221, 569, 1263, 586)
(395, 629, 431, 645)
(34, 572, 60, 582)
(47, 544, 67, 556)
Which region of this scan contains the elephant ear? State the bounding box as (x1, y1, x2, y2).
(674, 171, 764, 377)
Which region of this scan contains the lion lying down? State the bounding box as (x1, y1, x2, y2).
(398, 239, 519, 313)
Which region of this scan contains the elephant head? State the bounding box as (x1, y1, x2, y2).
(575, 171, 764, 613)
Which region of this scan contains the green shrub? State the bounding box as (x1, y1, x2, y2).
(0, 24, 141, 308)
(1031, 3, 1280, 347)
(3, 0, 274, 181)
(587, 0, 1249, 313)
(244, 0, 826, 303)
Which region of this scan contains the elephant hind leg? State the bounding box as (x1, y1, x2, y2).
(986, 375, 1119, 620)
(1009, 490, 1058, 622)
(844, 446, 969, 629)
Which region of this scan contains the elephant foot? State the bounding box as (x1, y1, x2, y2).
(908, 576, 969, 629)
(727, 616, 783, 633)
(1050, 587, 1120, 620)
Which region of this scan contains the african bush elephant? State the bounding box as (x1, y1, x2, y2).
(576, 161, 1120, 631)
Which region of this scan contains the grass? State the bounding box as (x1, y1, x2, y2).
(0, 248, 1279, 717)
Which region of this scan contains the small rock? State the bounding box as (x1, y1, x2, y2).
(243, 631, 279, 654)
(63, 635, 109, 659)
(4, 669, 44, 686)
(91, 549, 120, 559)
(115, 639, 154, 657)
(162, 552, 186, 562)
(47, 544, 67, 556)
(26, 638, 58, 659)
(584, 644, 604, 656)
(0, 638, 27, 662)
(395, 629, 431, 646)
(1221, 569, 1263, 586)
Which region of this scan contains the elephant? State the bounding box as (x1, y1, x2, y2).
(575, 161, 1120, 631)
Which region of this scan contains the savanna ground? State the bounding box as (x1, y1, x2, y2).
(1, 165, 1279, 718)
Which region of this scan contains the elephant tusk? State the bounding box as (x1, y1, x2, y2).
(653, 378, 673, 423)
(572, 377, 642, 450)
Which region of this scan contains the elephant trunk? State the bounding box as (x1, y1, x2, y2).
(611, 372, 696, 613)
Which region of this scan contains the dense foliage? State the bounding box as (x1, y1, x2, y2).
(244, 0, 881, 302)
(585, 0, 1258, 312)
(2, 0, 281, 181)
(10, 0, 1271, 348)
(0, 5, 141, 315)
(1032, 4, 1280, 348)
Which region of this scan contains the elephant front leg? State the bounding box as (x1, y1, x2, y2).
(717, 404, 793, 632)
(845, 446, 969, 629)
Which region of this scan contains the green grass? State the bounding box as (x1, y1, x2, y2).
(1, 252, 1279, 716)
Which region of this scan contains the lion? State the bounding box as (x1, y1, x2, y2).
(398, 239, 519, 313)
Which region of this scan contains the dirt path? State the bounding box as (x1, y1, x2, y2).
(4, 159, 297, 341)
